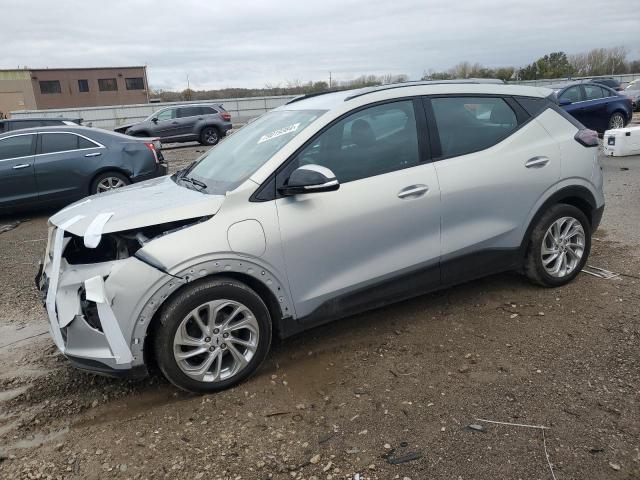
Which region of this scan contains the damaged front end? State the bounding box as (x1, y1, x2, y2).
(37, 216, 209, 378)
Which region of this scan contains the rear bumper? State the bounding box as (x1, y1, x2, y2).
(132, 162, 168, 183)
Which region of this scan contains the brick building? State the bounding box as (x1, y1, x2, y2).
(0, 66, 149, 117)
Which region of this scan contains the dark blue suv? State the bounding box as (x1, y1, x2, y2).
(551, 82, 632, 133)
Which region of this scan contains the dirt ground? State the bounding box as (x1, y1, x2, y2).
(0, 135, 639, 479)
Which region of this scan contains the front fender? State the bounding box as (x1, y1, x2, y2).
(130, 256, 294, 358)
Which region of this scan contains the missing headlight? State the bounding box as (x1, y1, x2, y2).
(62, 216, 211, 265)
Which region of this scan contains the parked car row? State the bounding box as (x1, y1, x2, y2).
(0, 117, 82, 133)
(551, 81, 633, 132)
(0, 126, 167, 213)
(114, 103, 233, 146)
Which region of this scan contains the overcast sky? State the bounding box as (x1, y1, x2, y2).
(2, 0, 639, 91)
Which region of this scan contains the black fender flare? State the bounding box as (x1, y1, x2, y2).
(519, 185, 598, 258)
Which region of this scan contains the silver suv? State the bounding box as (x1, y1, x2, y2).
(39, 81, 604, 393)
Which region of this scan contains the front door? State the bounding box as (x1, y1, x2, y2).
(152, 108, 180, 139)
(275, 99, 442, 321)
(0, 133, 38, 210)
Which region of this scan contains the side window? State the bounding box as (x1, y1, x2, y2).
(584, 85, 604, 101)
(601, 87, 614, 98)
(559, 86, 582, 103)
(78, 136, 98, 149)
(293, 100, 420, 183)
(40, 133, 80, 154)
(201, 107, 218, 115)
(0, 135, 35, 160)
(430, 97, 518, 158)
(177, 106, 201, 118)
(155, 109, 175, 121)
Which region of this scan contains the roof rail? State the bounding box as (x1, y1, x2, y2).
(343, 79, 505, 101)
(285, 90, 343, 105)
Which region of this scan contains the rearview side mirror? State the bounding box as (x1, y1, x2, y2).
(278, 164, 339, 196)
(151, 117, 158, 123)
(559, 99, 572, 106)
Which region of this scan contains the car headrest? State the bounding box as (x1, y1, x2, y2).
(490, 104, 515, 125)
(351, 119, 376, 148)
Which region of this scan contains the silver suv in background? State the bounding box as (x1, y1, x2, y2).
(114, 103, 232, 145)
(39, 81, 604, 393)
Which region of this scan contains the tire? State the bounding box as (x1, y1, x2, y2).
(199, 126, 220, 146)
(608, 111, 626, 130)
(90, 171, 131, 194)
(153, 277, 272, 393)
(524, 204, 591, 287)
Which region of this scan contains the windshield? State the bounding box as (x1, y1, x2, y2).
(177, 109, 325, 194)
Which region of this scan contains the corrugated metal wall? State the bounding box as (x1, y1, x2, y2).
(10, 95, 299, 129)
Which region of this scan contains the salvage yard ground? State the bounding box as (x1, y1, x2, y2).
(1, 120, 639, 479)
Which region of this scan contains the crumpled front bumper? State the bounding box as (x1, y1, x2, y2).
(37, 222, 170, 378)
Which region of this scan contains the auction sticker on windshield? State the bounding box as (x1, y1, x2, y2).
(258, 123, 300, 143)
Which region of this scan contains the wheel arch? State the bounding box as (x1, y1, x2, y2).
(88, 167, 132, 194)
(138, 262, 291, 369)
(519, 185, 597, 258)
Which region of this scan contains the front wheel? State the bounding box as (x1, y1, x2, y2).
(524, 204, 591, 287)
(153, 277, 272, 393)
(608, 111, 626, 130)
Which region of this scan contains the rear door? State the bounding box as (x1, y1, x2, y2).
(424, 95, 561, 284)
(0, 133, 38, 209)
(580, 85, 609, 129)
(34, 132, 104, 203)
(175, 106, 203, 138)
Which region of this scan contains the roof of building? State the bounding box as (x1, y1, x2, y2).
(0, 66, 146, 72)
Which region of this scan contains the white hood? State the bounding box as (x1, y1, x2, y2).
(50, 176, 225, 236)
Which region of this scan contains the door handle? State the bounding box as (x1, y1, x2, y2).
(398, 184, 429, 199)
(525, 156, 550, 168)
(85, 152, 101, 157)
(12, 164, 30, 170)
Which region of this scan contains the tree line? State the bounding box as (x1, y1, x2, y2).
(150, 46, 639, 102)
(423, 46, 639, 81)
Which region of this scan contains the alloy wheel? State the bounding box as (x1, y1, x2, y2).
(541, 216, 586, 278)
(96, 176, 126, 192)
(609, 113, 625, 130)
(205, 128, 218, 144)
(173, 299, 259, 383)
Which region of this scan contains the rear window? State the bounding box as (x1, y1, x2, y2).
(430, 97, 518, 158)
(40, 133, 89, 154)
(177, 106, 201, 118)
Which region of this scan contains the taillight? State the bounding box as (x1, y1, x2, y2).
(143, 141, 160, 163)
(221, 112, 231, 121)
(574, 128, 599, 147)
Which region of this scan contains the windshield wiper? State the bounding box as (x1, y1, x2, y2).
(179, 175, 208, 191)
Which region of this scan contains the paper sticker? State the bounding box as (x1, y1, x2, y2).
(258, 123, 300, 144)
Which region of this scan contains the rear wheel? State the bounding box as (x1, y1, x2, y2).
(91, 171, 130, 194)
(199, 127, 219, 146)
(524, 204, 591, 287)
(153, 277, 272, 393)
(608, 111, 625, 130)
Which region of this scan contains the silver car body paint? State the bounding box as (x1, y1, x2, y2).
(41, 82, 604, 376)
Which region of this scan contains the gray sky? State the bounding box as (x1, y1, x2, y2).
(2, 0, 639, 90)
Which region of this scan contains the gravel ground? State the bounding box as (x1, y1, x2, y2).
(0, 133, 639, 479)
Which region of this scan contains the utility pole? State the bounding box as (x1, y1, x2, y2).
(329, 72, 332, 89)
